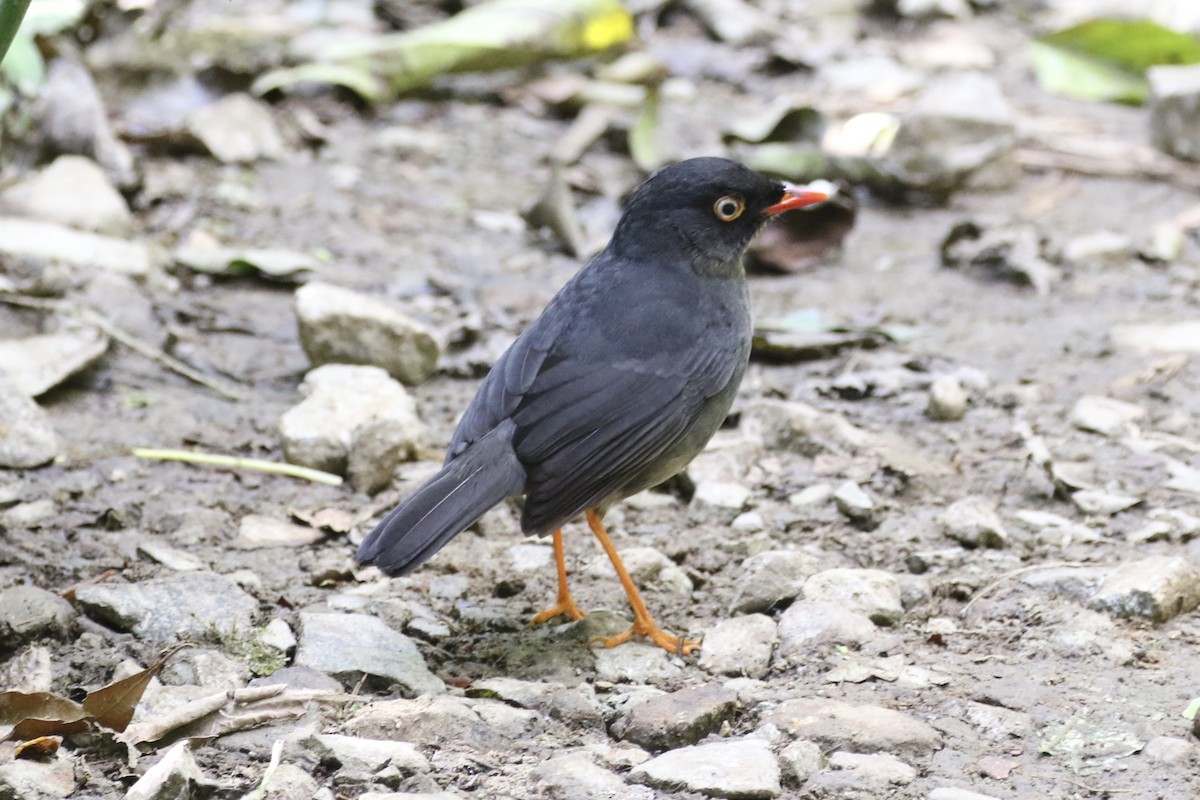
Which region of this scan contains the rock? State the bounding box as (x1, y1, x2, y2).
(260, 618, 296, 653)
(730, 550, 822, 613)
(884, 72, 1018, 196)
(1070, 395, 1145, 437)
(125, 742, 217, 800)
(37, 59, 137, 189)
(612, 684, 739, 750)
(731, 511, 765, 531)
(0, 372, 58, 468)
(468, 677, 603, 727)
(940, 497, 1007, 549)
(295, 282, 440, 385)
(187, 93, 286, 162)
(698, 614, 776, 678)
(256, 764, 317, 800)
(692, 481, 751, 520)
(780, 739, 823, 782)
(361, 794, 466, 800)
(804, 569, 903, 625)
(1070, 489, 1141, 516)
(927, 789, 1001, 800)
(0, 155, 132, 234)
(137, 540, 206, 571)
(685, 0, 772, 45)
(896, 0, 971, 18)
(80, 272, 164, 346)
(532, 753, 654, 800)
(803, 751, 917, 797)
(0, 327, 108, 398)
(0, 756, 77, 799)
(774, 600, 878, 665)
(294, 612, 444, 695)
(507, 543, 553, 573)
(74, 571, 256, 643)
(629, 738, 782, 799)
(1063, 230, 1131, 265)
(232, 515, 324, 549)
(962, 700, 1032, 740)
(941, 220, 1059, 294)
(833, 481, 878, 529)
(587, 547, 691, 597)
(789, 484, 833, 508)
(1141, 735, 1196, 765)
(1088, 556, 1200, 622)
(763, 698, 942, 759)
(0, 500, 56, 529)
(594, 642, 683, 682)
(308, 733, 430, 774)
(0, 585, 76, 652)
(926, 376, 968, 421)
(1149, 64, 1200, 161)
(345, 695, 538, 751)
(1111, 320, 1200, 353)
(0, 217, 161, 277)
(280, 364, 425, 493)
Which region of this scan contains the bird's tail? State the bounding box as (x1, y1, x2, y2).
(356, 421, 525, 576)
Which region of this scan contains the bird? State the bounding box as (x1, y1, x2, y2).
(357, 157, 828, 654)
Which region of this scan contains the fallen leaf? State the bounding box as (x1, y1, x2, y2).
(82, 656, 168, 733)
(14, 736, 60, 760)
(0, 692, 89, 740)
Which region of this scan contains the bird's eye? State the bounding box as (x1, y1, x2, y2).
(712, 196, 745, 222)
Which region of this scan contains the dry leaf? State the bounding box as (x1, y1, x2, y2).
(82, 656, 168, 733)
(14, 736, 60, 760)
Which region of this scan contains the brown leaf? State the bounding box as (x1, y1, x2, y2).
(82, 656, 168, 733)
(0, 691, 89, 741)
(14, 736, 60, 760)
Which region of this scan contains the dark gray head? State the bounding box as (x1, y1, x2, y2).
(609, 157, 827, 274)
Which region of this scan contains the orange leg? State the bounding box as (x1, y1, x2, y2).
(530, 529, 588, 624)
(585, 508, 700, 655)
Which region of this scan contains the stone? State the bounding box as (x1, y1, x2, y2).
(37, 58, 137, 189)
(1088, 556, 1200, 622)
(0, 372, 58, 468)
(1141, 735, 1196, 765)
(789, 483, 833, 508)
(629, 738, 781, 799)
(939, 497, 1008, 549)
(0, 327, 108, 398)
(260, 618, 296, 653)
(295, 281, 440, 385)
(692, 481, 751, 520)
(507, 543, 553, 573)
(74, 571, 256, 643)
(586, 546, 691, 597)
(612, 684, 739, 750)
(803, 751, 917, 796)
(1063, 230, 1131, 265)
(686, 0, 772, 45)
(361, 794, 465, 800)
(0, 155, 132, 234)
(1149, 63, 1200, 161)
(0, 756, 77, 799)
(926, 376, 968, 421)
(532, 753, 654, 800)
(962, 701, 1032, 740)
(467, 677, 603, 727)
(730, 549, 822, 614)
(257, 764, 318, 800)
(774, 600, 878, 665)
(780, 739, 823, 782)
(280, 364, 425, 493)
(803, 569, 903, 625)
(345, 695, 538, 752)
(1070, 489, 1141, 516)
(125, 742, 217, 800)
(0, 585, 76, 651)
(0, 217, 160, 278)
(294, 612, 444, 695)
(308, 733, 429, 773)
(232, 515, 324, 549)
(833, 481, 877, 529)
(1111, 320, 1200, 353)
(1070, 395, 1145, 437)
(137, 541, 206, 571)
(594, 642, 683, 682)
(884, 71, 1018, 195)
(698, 614, 776, 678)
(763, 698, 942, 759)
(731, 511, 765, 531)
(927, 789, 1001, 800)
(187, 93, 286, 162)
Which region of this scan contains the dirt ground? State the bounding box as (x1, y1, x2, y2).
(2, 3, 1200, 799)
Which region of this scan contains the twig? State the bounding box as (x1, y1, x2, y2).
(1017, 145, 1200, 192)
(0, 293, 249, 401)
(961, 561, 1092, 618)
(239, 740, 284, 800)
(132, 448, 343, 486)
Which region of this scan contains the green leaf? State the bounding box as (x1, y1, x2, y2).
(0, 32, 43, 96)
(627, 85, 661, 172)
(252, 62, 388, 105)
(1031, 19, 1200, 105)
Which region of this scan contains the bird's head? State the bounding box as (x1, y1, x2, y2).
(610, 157, 829, 275)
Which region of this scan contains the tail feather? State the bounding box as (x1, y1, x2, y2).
(356, 422, 524, 576)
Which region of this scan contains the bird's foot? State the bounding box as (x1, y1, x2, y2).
(530, 597, 588, 625)
(603, 617, 700, 656)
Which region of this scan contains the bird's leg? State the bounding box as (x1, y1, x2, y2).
(530, 529, 588, 624)
(585, 508, 700, 655)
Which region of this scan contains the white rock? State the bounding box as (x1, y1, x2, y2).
(1089, 556, 1200, 622)
(692, 480, 751, 519)
(731, 510, 765, 531)
(774, 600, 878, 665)
(0, 216, 160, 277)
(780, 738, 824, 782)
(789, 483, 833, 507)
(587, 546, 691, 597)
(0, 156, 132, 234)
(629, 738, 781, 798)
(232, 514, 324, 549)
(312, 733, 430, 773)
(730, 549, 822, 613)
(507, 543, 553, 573)
(833, 481, 877, 528)
(804, 568, 903, 625)
(820, 750, 917, 787)
(698, 614, 776, 678)
(296, 281, 440, 385)
(345, 695, 534, 751)
(260, 618, 296, 652)
(1070, 395, 1145, 437)
(940, 497, 1007, 549)
(0, 327, 108, 398)
(927, 789, 1001, 800)
(295, 612, 444, 695)
(187, 93, 287, 162)
(1111, 320, 1200, 353)
(533, 753, 654, 800)
(1141, 735, 1196, 765)
(927, 375, 968, 421)
(594, 642, 682, 682)
(763, 697, 942, 759)
(0, 372, 58, 468)
(125, 742, 215, 800)
(1070, 489, 1141, 516)
(1063, 230, 1131, 264)
(280, 364, 424, 493)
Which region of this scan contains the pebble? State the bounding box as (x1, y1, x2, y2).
(1070, 489, 1141, 516)
(187, 93, 286, 162)
(629, 738, 782, 799)
(1062, 230, 1131, 265)
(731, 510, 766, 531)
(0, 754, 77, 799)
(1070, 395, 1145, 437)
(125, 742, 216, 800)
(232, 514, 324, 549)
(1149, 63, 1200, 160)
(1110, 320, 1200, 353)
(1141, 735, 1196, 765)
(780, 738, 824, 782)
(136, 540, 206, 571)
(594, 642, 683, 682)
(926, 375, 968, 421)
(1, 499, 56, 528)
(698, 614, 777, 678)
(692, 480, 751, 520)
(74, 571, 257, 643)
(0, 584, 75, 650)
(0, 216, 161, 277)
(774, 600, 878, 665)
(927, 789, 1001, 800)
(833, 481, 878, 529)
(0, 372, 58, 468)
(803, 751, 917, 796)
(280, 364, 425, 493)
(940, 497, 1008, 549)
(731, 549, 822, 614)
(294, 611, 444, 695)
(1088, 556, 1200, 622)
(260, 618, 297, 653)
(468, 677, 603, 727)
(0, 155, 132, 234)
(532, 753, 654, 800)
(345, 695, 539, 752)
(295, 281, 441, 385)
(803, 568, 903, 625)
(789, 483, 833, 507)
(587, 546, 691, 597)
(507, 543, 553, 572)
(763, 698, 943, 759)
(611, 683, 739, 750)
(307, 733, 430, 774)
